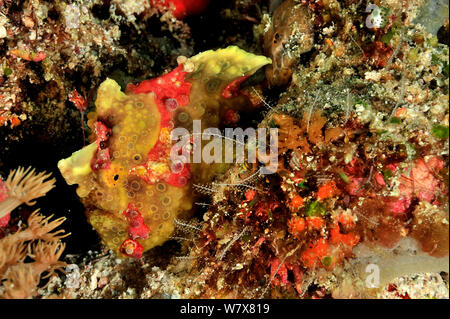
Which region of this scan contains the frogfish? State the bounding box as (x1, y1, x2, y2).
(58, 46, 271, 258)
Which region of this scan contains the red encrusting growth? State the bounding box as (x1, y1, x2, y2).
(241, 199, 280, 221)
(122, 203, 151, 240)
(362, 41, 393, 69)
(383, 157, 445, 215)
(387, 284, 411, 299)
(386, 196, 412, 215)
(300, 221, 359, 269)
(398, 156, 444, 203)
(91, 121, 112, 170)
(165, 165, 191, 187)
(269, 257, 289, 286)
(221, 75, 252, 124)
(127, 65, 193, 188)
(223, 109, 240, 126)
(9, 49, 46, 62)
(94, 121, 111, 149)
(127, 65, 191, 117)
(269, 258, 304, 294)
(120, 238, 144, 259)
(0, 214, 9, 228)
(221, 75, 249, 99)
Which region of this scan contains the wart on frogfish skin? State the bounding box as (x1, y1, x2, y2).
(58, 46, 272, 258)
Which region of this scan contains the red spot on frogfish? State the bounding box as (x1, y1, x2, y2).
(123, 203, 151, 240)
(120, 238, 144, 259)
(221, 75, 249, 99)
(91, 121, 112, 170)
(127, 65, 192, 188)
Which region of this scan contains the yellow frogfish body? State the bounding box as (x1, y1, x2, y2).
(58, 46, 271, 257)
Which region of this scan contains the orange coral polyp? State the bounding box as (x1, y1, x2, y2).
(306, 216, 325, 230)
(301, 238, 329, 268)
(317, 180, 337, 200)
(290, 195, 305, 209)
(300, 223, 359, 269)
(288, 217, 306, 239)
(329, 225, 360, 247)
(9, 116, 21, 128)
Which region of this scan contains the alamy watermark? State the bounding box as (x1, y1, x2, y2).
(365, 263, 380, 288)
(170, 120, 279, 175)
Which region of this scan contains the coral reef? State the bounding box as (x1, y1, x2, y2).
(0, 0, 448, 300)
(165, 0, 449, 298)
(176, 107, 448, 297)
(0, 0, 194, 150)
(0, 166, 55, 227)
(0, 210, 68, 298)
(0, 167, 67, 299)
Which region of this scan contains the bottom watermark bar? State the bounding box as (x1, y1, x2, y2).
(3, 298, 443, 319)
(180, 302, 270, 316)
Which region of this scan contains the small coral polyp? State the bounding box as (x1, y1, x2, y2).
(58, 46, 271, 258)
